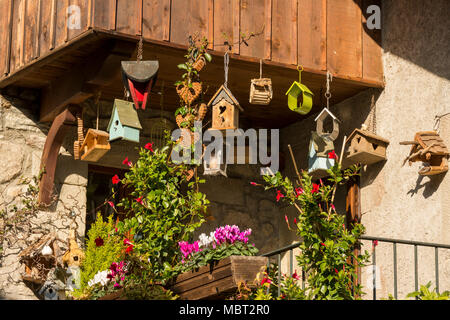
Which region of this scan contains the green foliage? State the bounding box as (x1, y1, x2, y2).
(406, 282, 449, 300)
(261, 163, 370, 300)
(116, 141, 208, 283)
(79, 214, 123, 290)
(175, 242, 259, 274)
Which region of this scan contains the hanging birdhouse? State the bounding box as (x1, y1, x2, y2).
(249, 60, 273, 105)
(315, 108, 340, 141)
(400, 131, 449, 176)
(107, 99, 143, 143)
(308, 131, 336, 179)
(345, 128, 390, 165)
(80, 129, 111, 162)
(208, 85, 243, 131)
(286, 66, 313, 115)
(121, 60, 159, 110)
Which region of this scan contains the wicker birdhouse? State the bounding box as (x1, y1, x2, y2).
(108, 99, 143, 143)
(208, 85, 243, 131)
(308, 131, 336, 179)
(286, 67, 313, 115)
(346, 128, 390, 165)
(249, 60, 273, 105)
(400, 131, 449, 176)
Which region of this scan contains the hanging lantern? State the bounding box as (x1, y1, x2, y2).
(121, 38, 159, 110)
(203, 148, 227, 177)
(286, 66, 313, 115)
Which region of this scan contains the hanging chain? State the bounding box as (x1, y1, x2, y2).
(433, 112, 450, 134)
(325, 71, 332, 109)
(137, 36, 144, 62)
(367, 94, 377, 134)
(224, 52, 229, 88)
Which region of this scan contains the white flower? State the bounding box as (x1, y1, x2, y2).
(88, 270, 110, 287)
(198, 232, 216, 248)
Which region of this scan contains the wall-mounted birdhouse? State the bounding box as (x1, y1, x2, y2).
(346, 128, 390, 165)
(400, 131, 449, 176)
(286, 67, 313, 115)
(121, 60, 159, 110)
(80, 129, 111, 162)
(107, 99, 143, 143)
(308, 131, 336, 179)
(208, 85, 243, 131)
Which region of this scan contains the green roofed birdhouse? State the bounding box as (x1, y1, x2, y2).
(108, 99, 143, 143)
(208, 85, 243, 131)
(286, 66, 313, 115)
(345, 128, 390, 165)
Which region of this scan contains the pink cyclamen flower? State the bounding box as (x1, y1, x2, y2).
(122, 157, 132, 167)
(144, 142, 154, 152)
(276, 190, 285, 202)
(112, 175, 121, 185)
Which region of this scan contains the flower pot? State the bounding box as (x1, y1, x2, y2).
(193, 56, 206, 72)
(98, 289, 126, 300)
(170, 255, 268, 300)
(176, 82, 202, 105)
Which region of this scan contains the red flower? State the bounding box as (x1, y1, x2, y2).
(250, 182, 257, 186)
(292, 271, 300, 280)
(328, 150, 338, 160)
(112, 175, 120, 185)
(123, 238, 133, 246)
(276, 190, 285, 202)
(125, 244, 134, 254)
(95, 237, 104, 247)
(331, 204, 336, 211)
(295, 187, 304, 197)
(261, 277, 272, 286)
(107, 201, 115, 208)
(311, 183, 320, 194)
(335, 268, 339, 274)
(373, 240, 379, 247)
(122, 157, 132, 167)
(144, 142, 154, 152)
(135, 196, 143, 204)
(320, 242, 326, 247)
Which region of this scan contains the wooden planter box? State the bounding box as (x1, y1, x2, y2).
(170, 256, 268, 300)
(98, 289, 125, 300)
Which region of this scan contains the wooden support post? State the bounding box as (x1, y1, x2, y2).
(38, 106, 79, 206)
(346, 171, 361, 297)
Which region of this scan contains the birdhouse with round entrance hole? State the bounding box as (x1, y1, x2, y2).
(107, 99, 143, 143)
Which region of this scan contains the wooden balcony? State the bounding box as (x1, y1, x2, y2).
(0, 0, 383, 128)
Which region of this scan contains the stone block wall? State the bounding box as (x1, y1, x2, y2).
(0, 88, 87, 300)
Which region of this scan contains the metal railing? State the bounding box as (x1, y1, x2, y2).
(262, 235, 450, 299)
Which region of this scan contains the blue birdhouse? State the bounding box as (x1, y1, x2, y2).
(308, 131, 336, 179)
(107, 99, 143, 143)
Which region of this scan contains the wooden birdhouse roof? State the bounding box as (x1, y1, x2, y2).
(207, 85, 244, 112)
(108, 99, 143, 130)
(19, 233, 57, 260)
(414, 131, 449, 155)
(347, 128, 390, 145)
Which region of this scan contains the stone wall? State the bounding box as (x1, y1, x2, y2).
(280, 0, 450, 299)
(0, 88, 87, 300)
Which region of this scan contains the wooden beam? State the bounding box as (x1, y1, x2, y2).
(38, 106, 79, 206)
(39, 39, 135, 122)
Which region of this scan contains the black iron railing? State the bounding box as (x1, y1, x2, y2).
(262, 235, 450, 299)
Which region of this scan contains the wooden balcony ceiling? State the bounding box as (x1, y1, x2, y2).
(0, 30, 381, 129)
